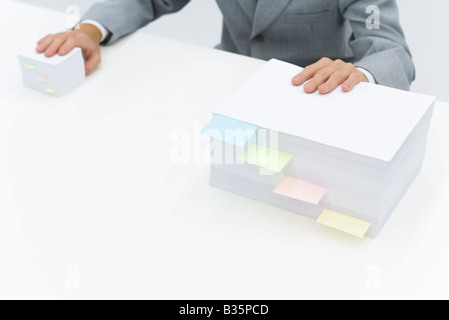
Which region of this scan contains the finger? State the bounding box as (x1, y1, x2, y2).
(58, 37, 77, 56)
(342, 72, 363, 92)
(318, 68, 353, 94)
(36, 35, 55, 53)
(304, 67, 334, 93)
(84, 54, 101, 75)
(360, 72, 369, 83)
(292, 57, 333, 86)
(44, 36, 68, 57)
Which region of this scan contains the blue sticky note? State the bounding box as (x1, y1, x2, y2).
(202, 114, 258, 147)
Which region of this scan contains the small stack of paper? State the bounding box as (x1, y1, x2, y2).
(203, 59, 435, 238)
(18, 47, 85, 97)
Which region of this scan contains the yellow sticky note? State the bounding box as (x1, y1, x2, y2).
(44, 88, 56, 94)
(238, 145, 294, 173)
(317, 209, 371, 238)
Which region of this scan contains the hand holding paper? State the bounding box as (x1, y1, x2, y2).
(291, 57, 368, 94)
(36, 24, 102, 75)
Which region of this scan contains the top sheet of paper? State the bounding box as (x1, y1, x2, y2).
(18, 47, 82, 66)
(214, 59, 435, 162)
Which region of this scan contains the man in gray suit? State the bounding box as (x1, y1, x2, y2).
(37, 0, 414, 93)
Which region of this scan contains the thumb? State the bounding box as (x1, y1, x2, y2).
(84, 52, 101, 75)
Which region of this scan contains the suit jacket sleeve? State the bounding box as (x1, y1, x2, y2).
(339, 0, 415, 90)
(82, 0, 190, 44)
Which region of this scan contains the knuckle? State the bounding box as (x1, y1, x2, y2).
(303, 65, 313, 72)
(316, 69, 329, 78)
(320, 57, 331, 63)
(53, 36, 65, 43)
(332, 70, 344, 79)
(65, 37, 75, 45)
(352, 71, 362, 79)
(74, 32, 84, 39)
(346, 63, 356, 71)
(74, 31, 87, 39)
(54, 32, 66, 39)
(58, 33, 69, 40)
(71, 37, 80, 45)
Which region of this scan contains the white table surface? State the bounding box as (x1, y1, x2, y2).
(1, 0, 449, 300)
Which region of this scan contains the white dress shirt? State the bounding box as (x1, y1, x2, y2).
(82, 19, 109, 43)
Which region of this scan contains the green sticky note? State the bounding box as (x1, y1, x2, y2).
(25, 63, 36, 69)
(238, 145, 294, 173)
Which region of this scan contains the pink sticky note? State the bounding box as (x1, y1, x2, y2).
(37, 77, 47, 82)
(273, 177, 327, 205)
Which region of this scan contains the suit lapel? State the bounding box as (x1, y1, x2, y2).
(237, 0, 258, 23)
(216, 0, 254, 33)
(251, 0, 292, 39)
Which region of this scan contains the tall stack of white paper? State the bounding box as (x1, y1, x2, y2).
(203, 59, 435, 238)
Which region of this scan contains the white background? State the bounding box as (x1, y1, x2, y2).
(16, 0, 449, 101)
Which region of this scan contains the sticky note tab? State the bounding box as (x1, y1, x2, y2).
(202, 114, 258, 148)
(317, 209, 371, 238)
(238, 145, 293, 173)
(37, 77, 47, 83)
(17, 55, 26, 60)
(273, 177, 327, 205)
(44, 88, 56, 94)
(25, 63, 36, 69)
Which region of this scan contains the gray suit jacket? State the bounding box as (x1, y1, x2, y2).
(83, 0, 415, 90)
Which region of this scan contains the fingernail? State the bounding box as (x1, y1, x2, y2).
(320, 84, 329, 92)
